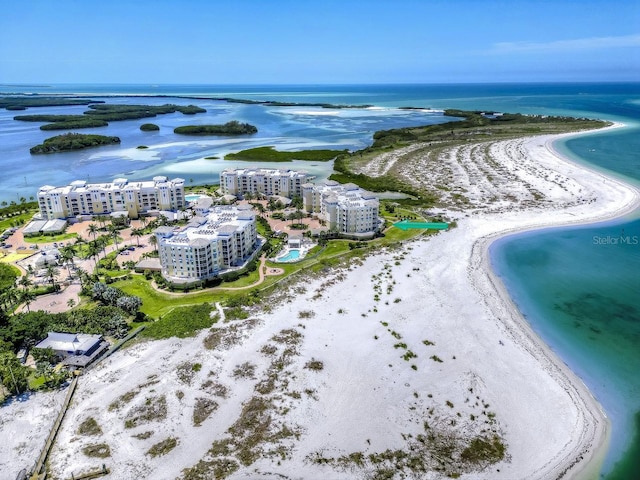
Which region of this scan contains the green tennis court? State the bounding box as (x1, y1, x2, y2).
(393, 220, 449, 231)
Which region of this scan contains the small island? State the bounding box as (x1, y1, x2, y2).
(225, 146, 348, 162)
(30, 133, 121, 154)
(140, 123, 160, 131)
(174, 121, 257, 135)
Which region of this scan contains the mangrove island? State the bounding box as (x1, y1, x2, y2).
(30, 133, 121, 154)
(174, 121, 258, 135)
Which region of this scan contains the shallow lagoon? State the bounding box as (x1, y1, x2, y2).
(0, 95, 451, 203)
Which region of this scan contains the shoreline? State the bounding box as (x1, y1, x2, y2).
(471, 123, 639, 478)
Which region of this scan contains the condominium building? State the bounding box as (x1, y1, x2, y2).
(220, 168, 310, 198)
(155, 204, 258, 282)
(302, 181, 381, 237)
(37, 176, 185, 220)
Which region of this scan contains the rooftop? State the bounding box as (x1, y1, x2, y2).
(35, 332, 103, 356)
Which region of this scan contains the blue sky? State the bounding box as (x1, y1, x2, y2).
(1, 0, 638, 84)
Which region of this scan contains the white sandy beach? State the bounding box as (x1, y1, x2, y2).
(1, 126, 638, 480)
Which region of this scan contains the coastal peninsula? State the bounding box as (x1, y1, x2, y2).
(30, 133, 121, 154)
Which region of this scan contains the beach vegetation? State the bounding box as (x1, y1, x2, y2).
(460, 435, 505, 465)
(225, 146, 347, 162)
(77, 417, 102, 436)
(82, 443, 111, 458)
(232, 362, 257, 379)
(109, 390, 140, 412)
(142, 304, 217, 339)
(330, 110, 609, 208)
(304, 359, 324, 371)
(30, 133, 120, 154)
(176, 361, 202, 385)
(147, 437, 178, 457)
(174, 121, 257, 135)
(430, 355, 443, 363)
(124, 394, 167, 428)
(193, 398, 218, 426)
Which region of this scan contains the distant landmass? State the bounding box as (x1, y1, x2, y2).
(14, 103, 206, 130)
(0, 96, 103, 110)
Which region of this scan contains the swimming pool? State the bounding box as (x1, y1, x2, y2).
(276, 249, 301, 262)
(185, 194, 202, 202)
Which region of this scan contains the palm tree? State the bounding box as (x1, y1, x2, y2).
(131, 227, 143, 247)
(18, 274, 32, 292)
(88, 223, 99, 242)
(45, 264, 59, 290)
(109, 225, 121, 251)
(149, 235, 157, 253)
(0, 286, 18, 313)
(87, 241, 101, 272)
(97, 234, 109, 260)
(60, 244, 77, 280)
(20, 289, 35, 312)
(75, 267, 89, 289)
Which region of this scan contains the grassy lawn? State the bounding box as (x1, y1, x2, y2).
(0, 251, 34, 263)
(112, 276, 232, 318)
(101, 269, 130, 279)
(221, 268, 261, 288)
(0, 211, 36, 231)
(23, 232, 78, 244)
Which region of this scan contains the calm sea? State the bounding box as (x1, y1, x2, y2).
(2, 83, 639, 478)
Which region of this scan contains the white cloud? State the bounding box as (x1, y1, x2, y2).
(490, 33, 640, 54)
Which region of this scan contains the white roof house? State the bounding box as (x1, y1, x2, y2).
(35, 332, 103, 357)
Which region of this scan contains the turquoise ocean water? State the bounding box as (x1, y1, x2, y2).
(2, 83, 639, 478)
